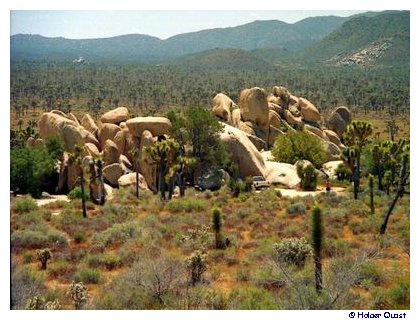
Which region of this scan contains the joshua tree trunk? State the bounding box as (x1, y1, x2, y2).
(80, 171, 87, 218)
(312, 207, 323, 294)
(98, 162, 105, 205)
(369, 175, 375, 214)
(380, 155, 409, 235)
(136, 170, 139, 199)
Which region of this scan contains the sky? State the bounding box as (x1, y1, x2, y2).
(10, 10, 368, 40)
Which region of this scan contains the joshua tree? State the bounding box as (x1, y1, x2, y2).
(212, 208, 223, 249)
(68, 144, 87, 218)
(386, 119, 399, 141)
(96, 158, 105, 205)
(369, 174, 375, 215)
(380, 153, 409, 235)
(129, 147, 141, 199)
(342, 121, 373, 199)
(36, 248, 52, 270)
(167, 155, 197, 198)
(144, 138, 180, 200)
(311, 206, 323, 294)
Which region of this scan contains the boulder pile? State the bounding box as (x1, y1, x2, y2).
(36, 107, 169, 194)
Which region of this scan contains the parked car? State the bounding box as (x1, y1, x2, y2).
(252, 176, 270, 190)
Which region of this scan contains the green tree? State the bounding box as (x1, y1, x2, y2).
(212, 208, 223, 249)
(272, 131, 327, 168)
(68, 144, 87, 218)
(342, 121, 373, 199)
(296, 162, 318, 191)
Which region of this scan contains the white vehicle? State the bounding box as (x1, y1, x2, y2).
(252, 176, 271, 190)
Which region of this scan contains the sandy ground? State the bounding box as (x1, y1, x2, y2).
(36, 195, 69, 207)
(275, 187, 346, 197)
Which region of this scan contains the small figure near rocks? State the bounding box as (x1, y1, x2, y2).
(325, 178, 332, 193)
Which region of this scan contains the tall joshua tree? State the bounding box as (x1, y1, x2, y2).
(68, 144, 87, 218)
(311, 206, 323, 294)
(342, 120, 373, 199)
(212, 208, 223, 249)
(129, 147, 141, 199)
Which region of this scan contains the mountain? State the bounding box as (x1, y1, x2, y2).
(10, 15, 347, 63)
(294, 11, 410, 66)
(169, 48, 271, 70)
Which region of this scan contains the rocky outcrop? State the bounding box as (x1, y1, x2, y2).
(85, 143, 101, 158)
(99, 123, 121, 150)
(103, 163, 124, 187)
(220, 123, 266, 178)
(322, 160, 344, 178)
(239, 87, 269, 128)
(103, 139, 120, 166)
(326, 106, 352, 137)
(212, 93, 235, 122)
(139, 130, 157, 191)
(265, 161, 300, 189)
(118, 172, 149, 190)
(324, 129, 342, 148)
(299, 98, 321, 123)
(100, 107, 129, 125)
(60, 125, 84, 152)
(81, 114, 99, 136)
(126, 116, 171, 137)
(38, 112, 76, 139)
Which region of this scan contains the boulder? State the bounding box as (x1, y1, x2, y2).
(267, 94, 281, 106)
(119, 122, 127, 130)
(38, 112, 76, 139)
(126, 116, 171, 137)
(261, 150, 274, 162)
(231, 108, 241, 128)
(104, 183, 114, 201)
(103, 163, 124, 187)
(82, 155, 93, 170)
(289, 95, 299, 106)
(100, 107, 129, 124)
(268, 125, 284, 148)
(238, 121, 256, 136)
(99, 123, 121, 150)
(60, 125, 84, 152)
(268, 102, 283, 117)
(322, 160, 344, 179)
(118, 172, 149, 190)
(50, 110, 70, 118)
(81, 114, 99, 136)
(85, 143, 101, 158)
(220, 123, 266, 178)
(139, 130, 157, 191)
(125, 132, 141, 163)
(212, 93, 235, 122)
(247, 134, 267, 152)
(323, 140, 342, 161)
(304, 124, 327, 140)
(265, 161, 300, 189)
(299, 98, 321, 123)
(103, 139, 120, 166)
(324, 129, 342, 147)
(67, 163, 79, 190)
(114, 130, 128, 155)
(272, 86, 290, 106)
(269, 109, 283, 129)
(119, 154, 133, 173)
(285, 109, 302, 126)
(79, 127, 100, 148)
(68, 113, 80, 126)
(327, 106, 352, 137)
(239, 87, 269, 128)
(289, 103, 301, 117)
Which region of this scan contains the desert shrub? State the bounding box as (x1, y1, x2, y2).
(101, 202, 130, 217)
(92, 222, 140, 248)
(388, 278, 410, 309)
(235, 265, 251, 282)
(272, 130, 327, 168)
(12, 196, 38, 214)
(229, 286, 278, 310)
(73, 230, 86, 244)
(286, 202, 306, 215)
(11, 229, 67, 250)
(22, 252, 34, 264)
(14, 210, 43, 230)
(296, 163, 318, 190)
(179, 225, 212, 252)
(356, 262, 387, 287)
(228, 179, 246, 197)
(85, 254, 122, 270)
(341, 198, 369, 217)
(24, 295, 61, 310)
(335, 163, 352, 181)
(167, 198, 207, 213)
(252, 262, 285, 290)
(205, 290, 230, 310)
(11, 266, 46, 309)
(323, 238, 350, 258)
(272, 238, 312, 267)
(48, 260, 76, 280)
(74, 268, 101, 284)
(36, 248, 52, 270)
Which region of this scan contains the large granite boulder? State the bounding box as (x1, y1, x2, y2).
(103, 139, 120, 166)
(99, 123, 121, 150)
(38, 112, 76, 139)
(299, 98, 321, 123)
(100, 107, 129, 125)
(118, 172, 149, 190)
(103, 163, 124, 187)
(239, 87, 269, 128)
(264, 161, 300, 189)
(81, 114, 99, 136)
(212, 93, 235, 122)
(126, 116, 171, 137)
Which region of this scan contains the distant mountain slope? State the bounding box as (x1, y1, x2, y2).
(10, 15, 347, 63)
(297, 11, 410, 66)
(169, 48, 271, 70)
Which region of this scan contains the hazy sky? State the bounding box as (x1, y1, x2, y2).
(10, 10, 368, 40)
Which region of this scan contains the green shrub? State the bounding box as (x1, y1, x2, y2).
(74, 268, 101, 284)
(48, 260, 76, 280)
(335, 163, 352, 181)
(11, 230, 67, 250)
(22, 252, 34, 264)
(388, 278, 409, 309)
(73, 231, 86, 244)
(272, 238, 312, 267)
(272, 130, 327, 168)
(286, 202, 306, 215)
(11, 265, 46, 309)
(296, 163, 318, 190)
(229, 286, 277, 310)
(228, 179, 245, 197)
(68, 186, 90, 200)
(357, 262, 387, 287)
(92, 222, 140, 248)
(12, 196, 38, 214)
(167, 198, 207, 213)
(85, 254, 122, 270)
